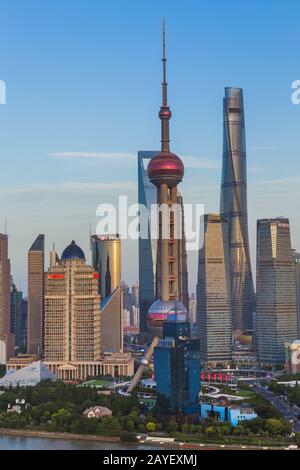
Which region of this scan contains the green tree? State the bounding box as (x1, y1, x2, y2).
(146, 421, 156, 432)
(126, 420, 135, 432)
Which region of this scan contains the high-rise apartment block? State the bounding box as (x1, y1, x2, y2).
(197, 214, 232, 364)
(256, 218, 298, 363)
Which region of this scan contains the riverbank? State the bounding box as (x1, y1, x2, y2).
(0, 428, 120, 443)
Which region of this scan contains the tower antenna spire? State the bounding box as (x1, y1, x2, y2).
(162, 18, 167, 105)
(160, 18, 171, 152)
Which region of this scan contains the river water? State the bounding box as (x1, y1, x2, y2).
(0, 435, 163, 450)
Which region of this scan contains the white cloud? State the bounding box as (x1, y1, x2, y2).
(48, 151, 264, 173)
(49, 150, 222, 170)
(0, 181, 136, 195)
(251, 176, 300, 186)
(182, 156, 221, 170)
(49, 151, 136, 160)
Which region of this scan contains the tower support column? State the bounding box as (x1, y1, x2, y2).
(160, 183, 170, 302)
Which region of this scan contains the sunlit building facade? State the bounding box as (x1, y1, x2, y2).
(90, 235, 121, 299)
(197, 214, 232, 364)
(256, 218, 298, 364)
(44, 240, 101, 378)
(27, 234, 45, 356)
(292, 250, 300, 337)
(0, 234, 14, 363)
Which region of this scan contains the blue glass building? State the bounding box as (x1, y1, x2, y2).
(10, 282, 27, 348)
(138, 151, 159, 333)
(154, 320, 200, 414)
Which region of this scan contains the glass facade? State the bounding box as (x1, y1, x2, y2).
(256, 218, 298, 363)
(154, 321, 200, 414)
(220, 87, 255, 338)
(197, 214, 232, 363)
(10, 283, 27, 348)
(292, 250, 300, 338)
(138, 151, 159, 333)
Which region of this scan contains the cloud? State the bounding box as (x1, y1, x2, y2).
(251, 176, 300, 186)
(49, 151, 136, 160)
(48, 150, 264, 173)
(0, 181, 136, 195)
(248, 145, 275, 151)
(182, 156, 221, 170)
(49, 150, 222, 170)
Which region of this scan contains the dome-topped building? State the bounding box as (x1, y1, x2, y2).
(61, 240, 85, 260)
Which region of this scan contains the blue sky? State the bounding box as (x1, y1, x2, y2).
(1, 0, 300, 293)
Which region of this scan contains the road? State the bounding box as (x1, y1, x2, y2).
(253, 384, 300, 432)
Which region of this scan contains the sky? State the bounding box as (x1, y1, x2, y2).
(1, 0, 300, 294)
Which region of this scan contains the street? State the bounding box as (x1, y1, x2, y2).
(253, 384, 300, 432)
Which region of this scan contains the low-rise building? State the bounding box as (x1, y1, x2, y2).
(285, 340, 300, 374)
(0, 360, 56, 387)
(199, 400, 257, 427)
(83, 406, 112, 419)
(6, 354, 39, 371)
(7, 398, 29, 414)
(45, 353, 134, 381)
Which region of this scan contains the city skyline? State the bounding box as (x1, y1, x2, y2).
(1, 0, 300, 294)
(2, 2, 300, 456)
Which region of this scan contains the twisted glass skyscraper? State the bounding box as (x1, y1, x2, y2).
(220, 87, 255, 339)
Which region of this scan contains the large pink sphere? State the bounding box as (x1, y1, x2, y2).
(147, 151, 184, 187)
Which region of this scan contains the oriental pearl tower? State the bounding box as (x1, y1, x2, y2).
(127, 24, 188, 393)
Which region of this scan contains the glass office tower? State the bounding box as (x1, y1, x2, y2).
(197, 214, 232, 364)
(138, 151, 158, 333)
(256, 218, 298, 363)
(220, 87, 255, 340)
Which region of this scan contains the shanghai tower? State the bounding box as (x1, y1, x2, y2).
(220, 87, 255, 339)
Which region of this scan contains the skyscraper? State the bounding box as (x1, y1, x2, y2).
(292, 250, 300, 337)
(138, 150, 159, 333)
(44, 240, 101, 377)
(220, 87, 255, 339)
(10, 281, 27, 348)
(256, 218, 298, 364)
(90, 234, 121, 299)
(197, 214, 232, 364)
(100, 286, 123, 354)
(0, 234, 14, 362)
(44, 240, 133, 379)
(27, 234, 45, 356)
(132, 282, 140, 326)
(155, 320, 200, 415)
(91, 234, 122, 353)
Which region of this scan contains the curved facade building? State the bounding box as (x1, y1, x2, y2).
(220, 87, 255, 338)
